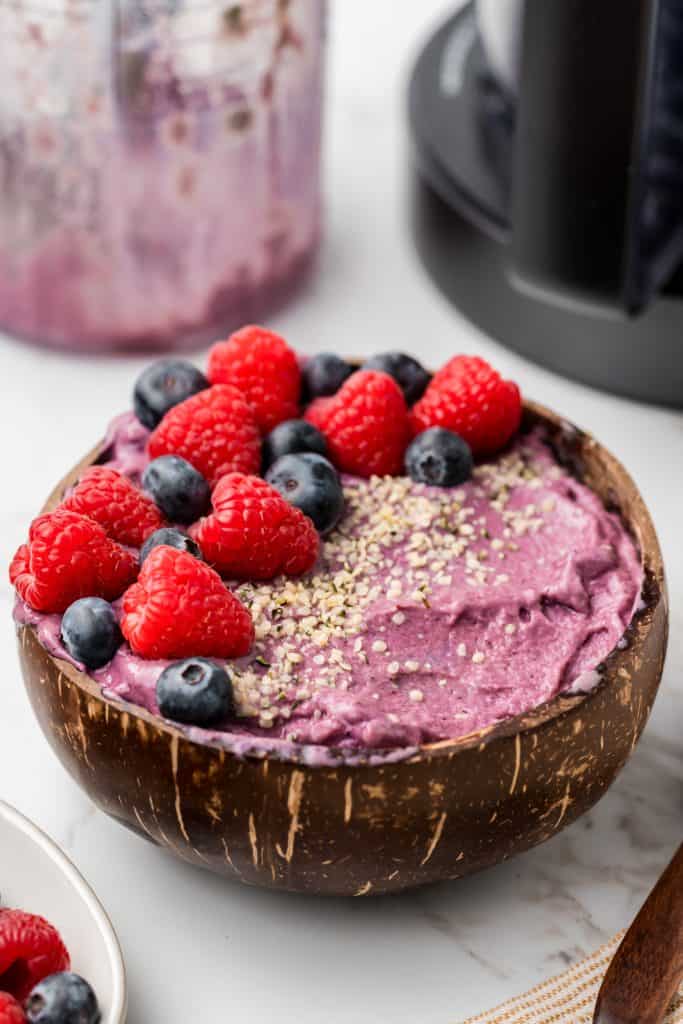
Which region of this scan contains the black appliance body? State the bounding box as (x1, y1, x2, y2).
(409, 0, 683, 407)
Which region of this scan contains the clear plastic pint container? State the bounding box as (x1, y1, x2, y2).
(0, 0, 325, 351)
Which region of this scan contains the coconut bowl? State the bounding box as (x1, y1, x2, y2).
(16, 402, 668, 895)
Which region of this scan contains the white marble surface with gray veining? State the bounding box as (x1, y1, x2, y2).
(0, 2, 681, 1021)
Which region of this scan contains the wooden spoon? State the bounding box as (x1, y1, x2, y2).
(593, 843, 683, 1024)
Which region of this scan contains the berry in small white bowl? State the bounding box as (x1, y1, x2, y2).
(0, 802, 126, 1023)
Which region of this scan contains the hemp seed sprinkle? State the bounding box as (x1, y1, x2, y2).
(215, 443, 563, 732)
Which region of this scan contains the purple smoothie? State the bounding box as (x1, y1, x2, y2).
(0, 0, 324, 352)
(14, 412, 643, 765)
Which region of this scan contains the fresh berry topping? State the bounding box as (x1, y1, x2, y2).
(191, 474, 319, 579)
(305, 370, 410, 478)
(363, 351, 431, 405)
(61, 467, 165, 547)
(156, 658, 234, 727)
(148, 384, 260, 486)
(301, 352, 354, 401)
(265, 453, 344, 535)
(133, 359, 208, 430)
(10, 511, 137, 615)
(207, 325, 301, 433)
(121, 545, 253, 660)
(142, 456, 211, 525)
(261, 419, 327, 471)
(410, 355, 522, 457)
(140, 527, 202, 565)
(25, 973, 100, 1024)
(0, 993, 25, 1024)
(61, 598, 122, 670)
(0, 910, 70, 1003)
(405, 427, 473, 487)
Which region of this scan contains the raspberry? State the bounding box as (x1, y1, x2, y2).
(148, 384, 260, 487)
(121, 545, 254, 660)
(61, 466, 165, 547)
(0, 909, 70, 1003)
(10, 510, 138, 614)
(410, 355, 522, 458)
(304, 370, 409, 477)
(191, 474, 319, 580)
(207, 325, 301, 433)
(0, 993, 25, 1024)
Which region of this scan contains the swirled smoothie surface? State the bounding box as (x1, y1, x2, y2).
(15, 413, 643, 764)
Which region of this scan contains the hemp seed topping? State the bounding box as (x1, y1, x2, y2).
(209, 437, 606, 736)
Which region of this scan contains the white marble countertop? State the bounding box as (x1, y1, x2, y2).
(0, 2, 681, 1022)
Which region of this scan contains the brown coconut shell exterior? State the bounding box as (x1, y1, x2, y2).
(16, 403, 668, 895)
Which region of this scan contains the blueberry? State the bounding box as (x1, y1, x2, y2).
(142, 455, 211, 524)
(61, 598, 122, 670)
(301, 352, 354, 401)
(140, 527, 202, 565)
(262, 419, 327, 471)
(405, 428, 473, 487)
(26, 972, 100, 1024)
(265, 452, 344, 534)
(133, 359, 208, 430)
(156, 658, 234, 726)
(363, 351, 431, 405)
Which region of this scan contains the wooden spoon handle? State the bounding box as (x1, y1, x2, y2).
(593, 844, 683, 1024)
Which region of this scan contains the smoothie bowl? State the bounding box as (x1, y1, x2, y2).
(12, 331, 667, 894)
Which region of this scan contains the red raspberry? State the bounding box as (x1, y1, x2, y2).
(148, 384, 260, 487)
(61, 466, 165, 547)
(121, 545, 254, 660)
(207, 325, 301, 433)
(410, 355, 522, 458)
(191, 474, 319, 580)
(305, 370, 409, 477)
(10, 510, 138, 614)
(0, 993, 25, 1024)
(0, 909, 70, 1003)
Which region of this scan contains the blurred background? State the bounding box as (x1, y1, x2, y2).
(0, 1, 681, 1021)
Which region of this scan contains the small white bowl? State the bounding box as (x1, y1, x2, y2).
(0, 801, 126, 1023)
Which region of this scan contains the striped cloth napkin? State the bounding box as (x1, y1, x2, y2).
(462, 932, 683, 1023)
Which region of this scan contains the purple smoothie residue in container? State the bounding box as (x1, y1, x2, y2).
(15, 412, 643, 765)
(0, 0, 325, 352)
